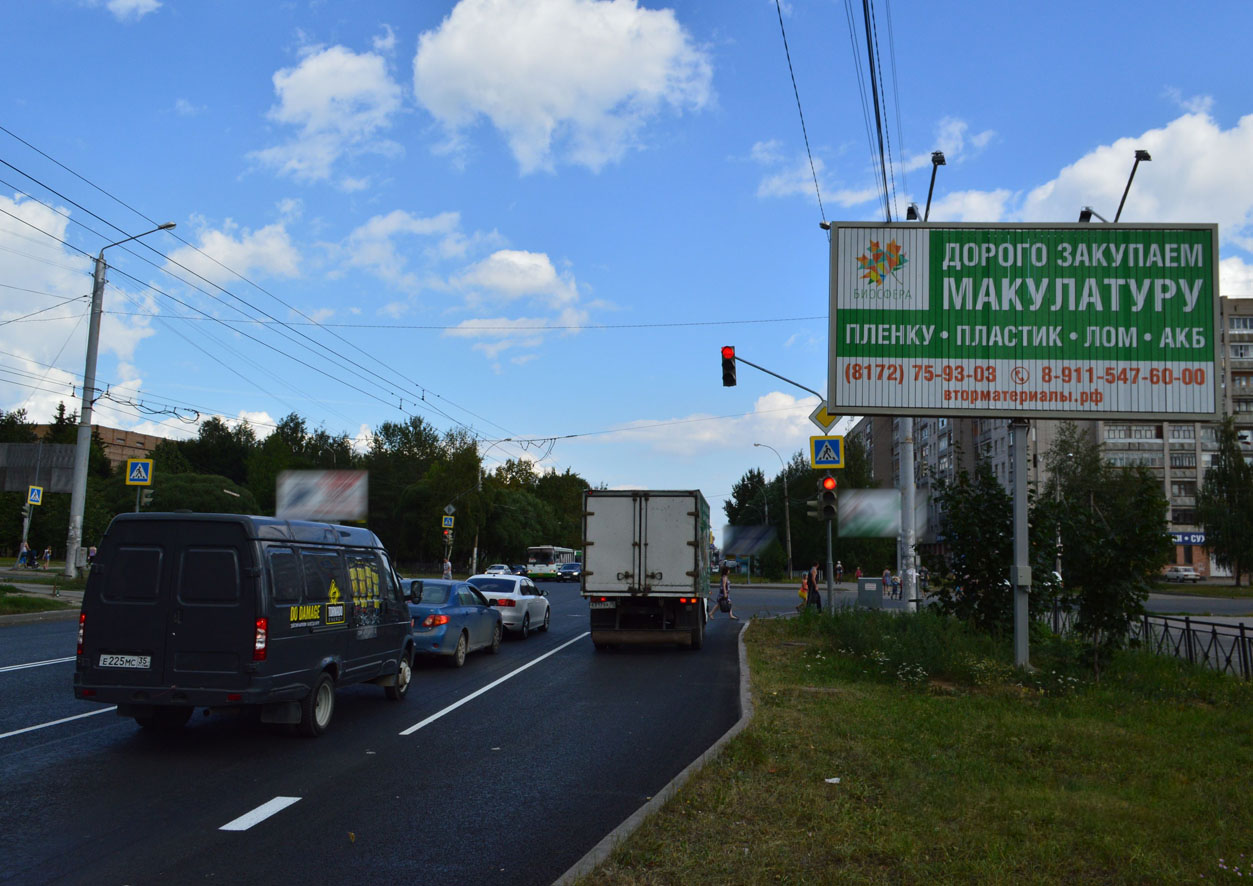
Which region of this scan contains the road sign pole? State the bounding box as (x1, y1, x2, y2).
(825, 519, 834, 614)
(135, 487, 141, 513)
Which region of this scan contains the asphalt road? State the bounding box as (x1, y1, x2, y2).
(0, 581, 756, 886)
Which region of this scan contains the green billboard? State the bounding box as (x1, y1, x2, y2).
(829, 223, 1220, 419)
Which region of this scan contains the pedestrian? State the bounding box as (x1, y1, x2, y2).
(441, 556, 452, 580)
(892, 572, 902, 599)
(806, 560, 822, 611)
(42, 546, 51, 570)
(835, 560, 844, 583)
(855, 565, 862, 581)
(710, 565, 737, 620)
(87, 545, 97, 568)
(918, 565, 929, 594)
(16, 539, 29, 568)
(797, 577, 809, 612)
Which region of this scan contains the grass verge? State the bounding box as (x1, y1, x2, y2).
(585, 608, 1253, 885)
(0, 585, 77, 615)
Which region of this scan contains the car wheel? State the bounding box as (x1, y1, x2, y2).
(488, 622, 502, 654)
(299, 673, 335, 737)
(540, 606, 550, 632)
(519, 613, 530, 640)
(449, 632, 468, 668)
(386, 652, 412, 700)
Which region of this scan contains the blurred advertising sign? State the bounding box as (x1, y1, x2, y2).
(277, 470, 368, 522)
(829, 223, 1220, 419)
(838, 489, 901, 538)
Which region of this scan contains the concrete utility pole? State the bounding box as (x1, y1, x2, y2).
(901, 418, 917, 612)
(65, 224, 175, 578)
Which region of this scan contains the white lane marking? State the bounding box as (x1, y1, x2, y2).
(0, 656, 75, 673)
(0, 706, 117, 740)
(220, 796, 302, 832)
(400, 631, 589, 736)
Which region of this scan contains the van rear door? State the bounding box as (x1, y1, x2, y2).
(163, 520, 255, 689)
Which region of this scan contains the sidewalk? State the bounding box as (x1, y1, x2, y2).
(0, 567, 83, 625)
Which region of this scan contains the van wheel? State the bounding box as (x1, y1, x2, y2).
(449, 632, 468, 668)
(488, 622, 502, 654)
(136, 706, 192, 731)
(386, 652, 412, 701)
(299, 673, 335, 737)
(540, 608, 550, 632)
(519, 614, 530, 640)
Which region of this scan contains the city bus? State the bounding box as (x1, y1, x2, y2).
(526, 545, 577, 579)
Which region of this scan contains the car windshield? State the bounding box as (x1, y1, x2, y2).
(472, 578, 517, 594)
(561, 564, 578, 571)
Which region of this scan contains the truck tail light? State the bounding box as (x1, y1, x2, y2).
(422, 614, 451, 627)
(77, 612, 86, 655)
(253, 617, 268, 661)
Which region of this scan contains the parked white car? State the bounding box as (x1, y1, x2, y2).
(467, 574, 551, 638)
(1163, 566, 1202, 583)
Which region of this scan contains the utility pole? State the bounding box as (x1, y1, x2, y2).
(65, 223, 175, 578)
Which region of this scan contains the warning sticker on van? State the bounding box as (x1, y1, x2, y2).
(290, 604, 322, 628)
(325, 603, 345, 624)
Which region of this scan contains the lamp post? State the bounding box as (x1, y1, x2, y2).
(1114, 150, 1151, 222)
(923, 151, 945, 222)
(472, 438, 511, 575)
(64, 223, 175, 577)
(754, 442, 792, 580)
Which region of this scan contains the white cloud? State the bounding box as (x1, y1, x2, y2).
(606, 391, 819, 457)
(1018, 112, 1253, 252)
(251, 45, 404, 182)
(927, 188, 1014, 223)
(165, 221, 301, 287)
(105, 0, 160, 21)
(373, 24, 397, 54)
(454, 249, 579, 308)
(1220, 256, 1253, 296)
(173, 98, 204, 116)
(339, 209, 461, 291)
(1163, 89, 1213, 116)
(413, 0, 713, 173)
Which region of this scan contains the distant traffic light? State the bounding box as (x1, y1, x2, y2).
(721, 345, 736, 386)
(818, 474, 837, 521)
(140, 488, 154, 507)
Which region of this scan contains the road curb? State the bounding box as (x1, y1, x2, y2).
(553, 619, 757, 886)
(0, 608, 80, 627)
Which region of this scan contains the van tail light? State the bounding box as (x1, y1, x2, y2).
(253, 617, 268, 661)
(77, 612, 85, 655)
(493, 599, 515, 607)
(421, 614, 450, 627)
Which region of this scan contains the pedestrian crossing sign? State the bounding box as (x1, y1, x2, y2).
(441, 515, 455, 529)
(27, 486, 43, 506)
(126, 458, 154, 486)
(809, 435, 845, 469)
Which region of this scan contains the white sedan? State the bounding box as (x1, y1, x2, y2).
(467, 574, 551, 638)
(483, 563, 512, 575)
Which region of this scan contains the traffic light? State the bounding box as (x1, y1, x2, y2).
(140, 488, 154, 507)
(721, 345, 736, 386)
(818, 474, 837, 520)
(20, 503, 30, 520)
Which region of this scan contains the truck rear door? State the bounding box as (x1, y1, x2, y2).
(640, 493, 696, 593)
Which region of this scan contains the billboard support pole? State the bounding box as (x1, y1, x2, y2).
(1011, 418, 1031, 668)
(901, 418, 917, 612)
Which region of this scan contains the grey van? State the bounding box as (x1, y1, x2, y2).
(73, 513, 414, 736)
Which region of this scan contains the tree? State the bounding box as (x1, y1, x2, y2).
(1042, 422, 1172, 675)
(181, 417, 257, 484)
(0, 408, 38, 443)
(1197, 415, 1253, 586)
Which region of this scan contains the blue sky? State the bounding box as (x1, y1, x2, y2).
(3, 0, 1253, 538)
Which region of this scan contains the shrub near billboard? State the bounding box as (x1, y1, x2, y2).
(828, 223, 1220, 420)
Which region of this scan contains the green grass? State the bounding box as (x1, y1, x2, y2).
(1151, 581, 1253, 599)
(584, 609, 1253, 885)
(0, 586, 76, 615)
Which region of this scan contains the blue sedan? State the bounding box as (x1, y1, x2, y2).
(402, 579, 503, 667)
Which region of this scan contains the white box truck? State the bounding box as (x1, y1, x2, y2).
(581, 489, 711, 650)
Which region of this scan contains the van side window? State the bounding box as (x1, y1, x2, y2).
(301, 549, 345, 603)
(268, 547, 302, 603)
(346, 551, 384, 626)
(181, 548, 240, 603)
(103, 546, 162, 602)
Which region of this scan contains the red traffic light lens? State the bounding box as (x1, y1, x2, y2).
(721, 345, 735, 359)
(821, 476, 837, 491)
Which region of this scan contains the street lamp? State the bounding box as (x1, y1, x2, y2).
(64, 223, 176, 577)
(1114, 149, 1151, 223)
(923, 151, 945, 222)
(754, 442, 792, 580)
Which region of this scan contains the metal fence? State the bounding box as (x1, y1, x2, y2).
(1044, 605, 1253, 681)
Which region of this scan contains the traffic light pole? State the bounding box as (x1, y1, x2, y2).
(825, 519, 834, 614)
(725, 353, 824, 401)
